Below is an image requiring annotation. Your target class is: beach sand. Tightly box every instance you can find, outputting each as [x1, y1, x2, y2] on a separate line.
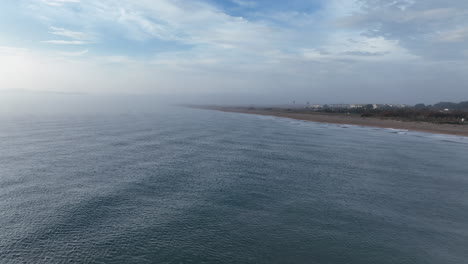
[198, 106, 468, 137]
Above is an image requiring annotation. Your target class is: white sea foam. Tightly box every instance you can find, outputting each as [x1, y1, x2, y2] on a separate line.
[423, 134, 468, 144]
[386, 128, 409, 134]
[335, 124, 468, 145]
[247, 113, 468, 145]
[387, 129, 468, 144]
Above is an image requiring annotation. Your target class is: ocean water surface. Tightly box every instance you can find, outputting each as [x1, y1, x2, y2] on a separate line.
[1, 107, 467, 263]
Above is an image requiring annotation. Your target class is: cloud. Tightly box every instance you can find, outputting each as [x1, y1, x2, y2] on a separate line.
[42, 40, 89, 45]
[436, 27, 468, 43]
[231, 0, 257, 8]
[2, 0, 468, 103]
[57, 49, 89, 56]
[42, 0, 80, 6]
[338, 0, 468, 59]
[43, 26, 94, 45]
[49, 27, 93, 40]
[27, 0, 288, 50]
[18, 0, 468, 63]
[0, 46, 30, 55]
[300, 34, 417, 62]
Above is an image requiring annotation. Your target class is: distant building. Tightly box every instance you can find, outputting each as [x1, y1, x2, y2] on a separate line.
[300, 103, 408, 110]
[350, 104, 364, 108]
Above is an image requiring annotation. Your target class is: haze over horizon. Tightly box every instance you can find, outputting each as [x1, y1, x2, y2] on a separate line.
[1, 0, 468, 105]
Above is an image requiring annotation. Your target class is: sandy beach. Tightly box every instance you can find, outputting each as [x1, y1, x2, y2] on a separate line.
[199, 106, 468, 137]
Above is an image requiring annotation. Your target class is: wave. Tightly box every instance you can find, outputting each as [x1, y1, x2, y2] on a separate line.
[386, 129, 468, 144]
[386, 128, 409, 134]
[424, 134, 468, 144]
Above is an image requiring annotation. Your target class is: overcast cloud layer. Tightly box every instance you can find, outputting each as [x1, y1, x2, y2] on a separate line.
[1, 0, 467, 104]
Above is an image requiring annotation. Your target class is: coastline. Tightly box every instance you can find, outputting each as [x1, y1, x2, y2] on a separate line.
[196, 106, 468, 137]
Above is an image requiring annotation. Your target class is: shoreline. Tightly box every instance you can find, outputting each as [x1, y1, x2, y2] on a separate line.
[196, 106, 468, 137]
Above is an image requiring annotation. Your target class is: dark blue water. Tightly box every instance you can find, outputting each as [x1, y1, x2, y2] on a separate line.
[1, 107, 467, 264]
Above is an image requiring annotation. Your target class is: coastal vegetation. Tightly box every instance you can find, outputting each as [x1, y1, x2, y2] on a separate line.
[243, 101, 468, 125]
[341, 101, 467, 124]
[318, 101, 468, 124]
[193, 103, 468, 136]
[359, 109, 467, 124]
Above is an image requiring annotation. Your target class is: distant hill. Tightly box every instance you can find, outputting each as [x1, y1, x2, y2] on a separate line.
[433, 101, 468, 111]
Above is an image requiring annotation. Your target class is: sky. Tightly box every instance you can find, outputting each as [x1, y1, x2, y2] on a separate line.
[1, 0, 468, 105]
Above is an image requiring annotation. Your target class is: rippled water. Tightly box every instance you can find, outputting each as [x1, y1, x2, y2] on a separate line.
[1, 107, 467, 264]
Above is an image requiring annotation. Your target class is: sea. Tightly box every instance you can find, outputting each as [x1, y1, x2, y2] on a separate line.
[0, 106, 467, 264]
